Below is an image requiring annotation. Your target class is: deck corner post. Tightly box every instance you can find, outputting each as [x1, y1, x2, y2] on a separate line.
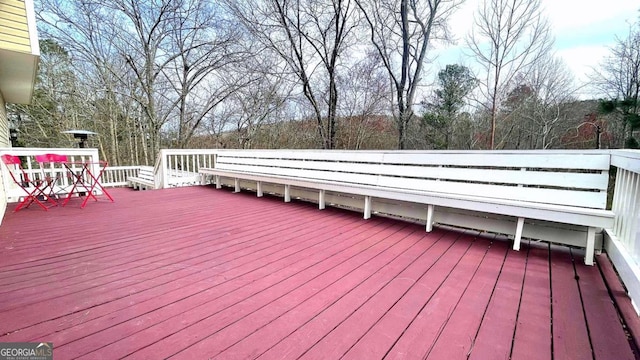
[319, 189, 326, 210]
[514, 217, 525, 251]
[215, 175, 221, 189]
[426, 204, 435, 232]
[234, 178, 240, 193]
[364, 196, 372, 219]
[257, 181, 263, 197]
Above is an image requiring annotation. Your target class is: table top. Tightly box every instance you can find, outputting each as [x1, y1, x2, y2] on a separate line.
[63, 160, 108, 166]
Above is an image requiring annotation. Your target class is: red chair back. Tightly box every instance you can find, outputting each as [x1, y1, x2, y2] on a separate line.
[1, 154, 21, 165]
[1, 154, 31, 184]
[45, 154, 68, 163]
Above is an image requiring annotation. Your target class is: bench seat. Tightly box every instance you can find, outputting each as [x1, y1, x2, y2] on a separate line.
[199, 150, 615, 265]
[201, 168, 613, 227]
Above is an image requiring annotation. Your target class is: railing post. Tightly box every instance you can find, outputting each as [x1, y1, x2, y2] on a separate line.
[0, 151, 11, 203]
[158, 150, 167, 189]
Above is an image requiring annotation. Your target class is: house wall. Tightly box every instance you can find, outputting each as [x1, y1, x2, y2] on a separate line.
[0, 93, 8, 221]
[0, 0, 31, 53]
[0, 93, 9, 148]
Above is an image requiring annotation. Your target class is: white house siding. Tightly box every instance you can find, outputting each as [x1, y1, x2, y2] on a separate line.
[0, 0, 31, 54]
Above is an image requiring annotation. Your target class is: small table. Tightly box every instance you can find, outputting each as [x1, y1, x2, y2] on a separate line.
[61, 161, 114, 208]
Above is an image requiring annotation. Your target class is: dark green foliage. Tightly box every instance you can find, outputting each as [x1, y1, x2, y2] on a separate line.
[600, 98, 640, 148]
[600, 100, 617, 113]
[628, 113, 640, 129]
[421, 64, 477, 149]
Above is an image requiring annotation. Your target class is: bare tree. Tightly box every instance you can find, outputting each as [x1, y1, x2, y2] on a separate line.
[467, 0, 552, 149]
[355, 0, 463, 149]
[522, 56, 575, 149]
[160, 2, 249, 148]
[35, 1, 136, 163]
[228, 76, 290, 149]
[494, 55, 575, 149]
[8, 40, 88, 147]
[35, 0, 248, 164]
[337, 51, 390, 149]
[592, 22, 640, 148]
[226, 0, 358, 149]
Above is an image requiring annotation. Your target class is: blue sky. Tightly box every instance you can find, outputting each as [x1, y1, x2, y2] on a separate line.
[430, 0, 638, 99]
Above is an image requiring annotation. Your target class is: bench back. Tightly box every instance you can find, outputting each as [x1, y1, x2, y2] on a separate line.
[138, 166, 155, 180]
[214, 150, 611, 209]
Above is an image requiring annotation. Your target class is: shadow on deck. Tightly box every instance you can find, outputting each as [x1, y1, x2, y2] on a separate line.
[0, 186, 636, 359]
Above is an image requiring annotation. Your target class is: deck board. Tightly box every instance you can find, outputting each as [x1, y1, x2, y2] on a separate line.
[383, 235, 490, 360]
[51, 212, 381, 358]
[128, 222, 415, 359]
[256, 229, 458, 360]
[0, 186, 635, 360]
[575, 250, 635, 360]
[510, 243, 553, 360]
[467, 241, 527, 360]
[424, 239, 508, 359]
[550, 246, 593, 360]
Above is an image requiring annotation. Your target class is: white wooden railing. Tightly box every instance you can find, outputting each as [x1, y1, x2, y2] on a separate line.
[158, 149, 216, 188]
[101, 166, 141, 187]
[0, 148, 102, 202]
[606, 150, 640, 311]
[0, 148, 145, 200]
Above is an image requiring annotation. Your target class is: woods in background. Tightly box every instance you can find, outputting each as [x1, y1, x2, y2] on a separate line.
[6, 0, 639, 165]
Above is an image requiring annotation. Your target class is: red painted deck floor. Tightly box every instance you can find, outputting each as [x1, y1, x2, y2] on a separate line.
[0, 186, 636, 359]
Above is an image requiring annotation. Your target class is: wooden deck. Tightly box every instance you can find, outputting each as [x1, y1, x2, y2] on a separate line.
[0, 186, 636, 359]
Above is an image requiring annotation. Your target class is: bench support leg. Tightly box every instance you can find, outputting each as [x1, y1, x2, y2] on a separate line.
[215, 175, 221, 189]
[513, 217, 525, 251]
[257, 181, 263, 197]
[234, 178, 240, 193]
[284, 185, 291, 202]
[364, 196, 372, 220]
[585, 227, 596, 266]
[426, 205, 434, 232]
[319, 190, 325, 210]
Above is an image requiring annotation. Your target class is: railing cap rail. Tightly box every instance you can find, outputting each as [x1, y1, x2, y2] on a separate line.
[215, 148, 614, 154]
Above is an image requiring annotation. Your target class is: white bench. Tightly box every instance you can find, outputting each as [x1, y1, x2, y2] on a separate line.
[128, 166, 156, 190]
[199, 150, 615, 265]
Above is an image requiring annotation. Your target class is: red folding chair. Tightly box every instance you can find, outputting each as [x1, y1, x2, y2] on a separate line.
[1, 154, 58, 212]
[43, 154, 104, 206]
[35, 154, 67, 201]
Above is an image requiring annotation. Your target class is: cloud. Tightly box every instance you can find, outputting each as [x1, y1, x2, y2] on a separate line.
[432, 0, 638, 98]
[556, 45, 611, 98]
[543, 0, 637, 33]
